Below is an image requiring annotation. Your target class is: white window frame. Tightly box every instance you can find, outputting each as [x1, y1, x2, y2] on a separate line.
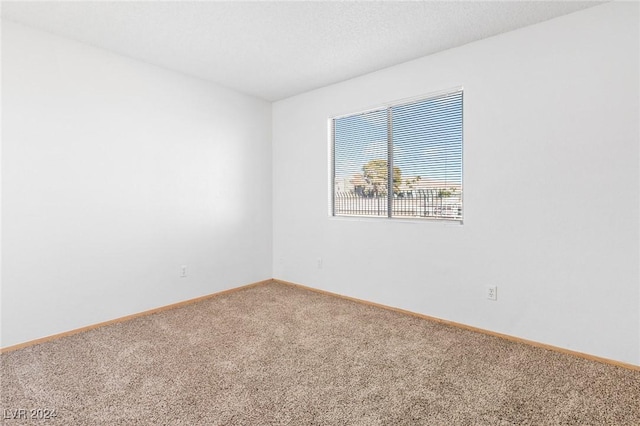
[329, 87, 464, 222]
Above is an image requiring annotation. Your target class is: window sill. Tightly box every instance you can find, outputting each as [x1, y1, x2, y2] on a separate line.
[328, 215, 464, 226]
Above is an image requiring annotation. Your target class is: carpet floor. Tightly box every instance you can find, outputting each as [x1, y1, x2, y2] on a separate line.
[1, 281, 639, 425]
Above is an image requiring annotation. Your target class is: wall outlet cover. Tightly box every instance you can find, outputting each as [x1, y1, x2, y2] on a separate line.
[487, 286, 497, 301]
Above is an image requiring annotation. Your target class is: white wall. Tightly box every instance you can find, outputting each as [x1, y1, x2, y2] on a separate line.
[273, 2, 640, 365]
[1, 21, 272, 347]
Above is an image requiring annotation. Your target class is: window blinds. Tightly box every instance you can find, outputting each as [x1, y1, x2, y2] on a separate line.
[333, 89, 463, 220]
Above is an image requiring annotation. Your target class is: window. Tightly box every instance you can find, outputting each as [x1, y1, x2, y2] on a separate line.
[331, 89, 463, 221]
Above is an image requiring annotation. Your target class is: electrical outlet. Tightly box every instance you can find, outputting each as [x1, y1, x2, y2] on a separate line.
[180, 265, 187, 278]
[317, 257, 323, 269]
[487, 286, 497, 301]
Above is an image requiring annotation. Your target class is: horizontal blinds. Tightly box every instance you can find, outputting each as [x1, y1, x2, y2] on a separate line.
[333, 109, 388, 217]
[392, 91, 462, 190]
[332, 90, 463, 220]
[391, 91, 463, 219]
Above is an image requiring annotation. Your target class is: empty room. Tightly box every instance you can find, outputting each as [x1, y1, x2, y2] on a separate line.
[1, 1, 639, 424]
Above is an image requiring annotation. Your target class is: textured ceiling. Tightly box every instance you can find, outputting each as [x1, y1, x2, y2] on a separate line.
[1, 1, 604, 101]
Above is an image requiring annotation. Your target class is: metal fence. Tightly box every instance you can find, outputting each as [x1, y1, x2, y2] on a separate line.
[334, 190, 462, 220]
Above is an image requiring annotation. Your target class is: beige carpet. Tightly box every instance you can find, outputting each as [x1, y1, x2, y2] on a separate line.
[1, 281, 639, 425]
